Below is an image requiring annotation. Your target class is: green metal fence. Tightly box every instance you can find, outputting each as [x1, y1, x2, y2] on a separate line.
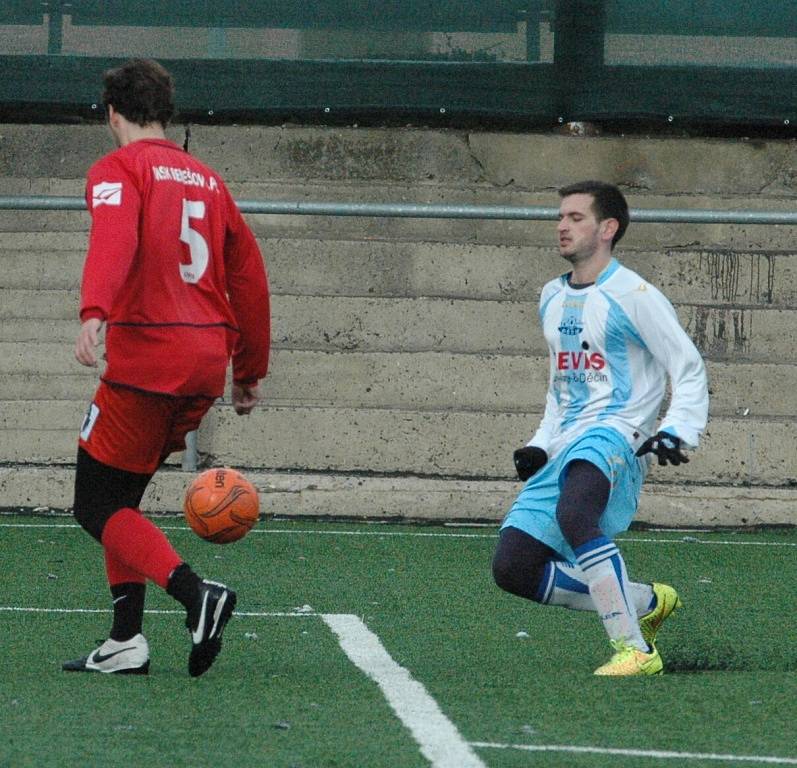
[0, 1, 794, 125]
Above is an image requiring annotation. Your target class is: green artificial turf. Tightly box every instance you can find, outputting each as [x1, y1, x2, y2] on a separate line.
[1, 517, 795, 768]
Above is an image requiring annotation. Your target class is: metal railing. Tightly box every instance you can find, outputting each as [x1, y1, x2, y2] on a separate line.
[1, 196, 796, 224]
[2, 194, 794, 472]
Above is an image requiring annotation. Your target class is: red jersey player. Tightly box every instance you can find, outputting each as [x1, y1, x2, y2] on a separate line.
[63, 59, 270, 677]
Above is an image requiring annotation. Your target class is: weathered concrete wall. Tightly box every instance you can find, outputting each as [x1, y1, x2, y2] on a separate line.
[3, 126, 794, 195]
[0, 124, 795, 525]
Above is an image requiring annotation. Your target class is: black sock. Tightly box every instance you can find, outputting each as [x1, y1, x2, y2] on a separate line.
[109, 582, 146, 641]
[166, 562, 202, 610]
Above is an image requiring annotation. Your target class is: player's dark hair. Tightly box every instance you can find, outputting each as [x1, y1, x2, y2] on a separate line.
[102, 59, 175, 128]
[558, 180, 630, 249]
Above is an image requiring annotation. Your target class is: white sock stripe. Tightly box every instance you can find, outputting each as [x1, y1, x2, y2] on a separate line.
[539, 562, 556, 604]
[576, 540, 618, 560]
[577, 544, 619, 571]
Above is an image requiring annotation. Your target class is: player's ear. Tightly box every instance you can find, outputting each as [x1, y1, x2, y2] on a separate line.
[600, 217, 619, 244]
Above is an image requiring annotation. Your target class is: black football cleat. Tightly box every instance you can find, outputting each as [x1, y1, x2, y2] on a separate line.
[62, 634, 150, 675]
[186, 580, 237, 677]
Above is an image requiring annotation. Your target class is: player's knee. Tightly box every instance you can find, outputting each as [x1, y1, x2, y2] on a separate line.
[491, 549, 515, 593]
[492, 546, 535, 599]
[492, 527, 551, 601]
[72, 447, 150, 543]
[72, 500, 106, 542]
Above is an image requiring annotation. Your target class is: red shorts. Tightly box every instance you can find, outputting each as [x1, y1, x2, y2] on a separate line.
[78, 381, 215, 474]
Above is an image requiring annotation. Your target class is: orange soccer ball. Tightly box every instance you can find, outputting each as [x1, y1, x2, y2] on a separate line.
[183, 468, 260, 544]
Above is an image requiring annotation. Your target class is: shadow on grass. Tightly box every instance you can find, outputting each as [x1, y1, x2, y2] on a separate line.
[664, 646, 797, 673]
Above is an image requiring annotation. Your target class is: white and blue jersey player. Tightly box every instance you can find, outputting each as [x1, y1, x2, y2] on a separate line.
[492, 181, 708, 676]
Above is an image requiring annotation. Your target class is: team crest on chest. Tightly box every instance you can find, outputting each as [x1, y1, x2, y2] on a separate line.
[558, 316, 583, 335]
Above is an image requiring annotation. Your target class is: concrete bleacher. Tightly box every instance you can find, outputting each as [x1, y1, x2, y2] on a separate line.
[0, 124, 794, 526]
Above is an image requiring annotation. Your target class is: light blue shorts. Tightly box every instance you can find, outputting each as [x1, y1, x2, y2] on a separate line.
[501, 426, 646, 562]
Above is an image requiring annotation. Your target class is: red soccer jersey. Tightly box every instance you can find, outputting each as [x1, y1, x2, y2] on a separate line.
[80, 138, 270, 397]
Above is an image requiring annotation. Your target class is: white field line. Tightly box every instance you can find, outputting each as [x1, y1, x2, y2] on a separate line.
[0, 521, 795, 547]
[4, 604, 482, 767]
[3, 603, 793, 766]
[0, 606, 317, 618]
[472, 741, 797, 765]
[322, 613, 486, 768]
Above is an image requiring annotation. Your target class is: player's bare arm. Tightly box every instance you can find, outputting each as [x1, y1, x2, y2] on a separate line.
[75, 317, 104, 367]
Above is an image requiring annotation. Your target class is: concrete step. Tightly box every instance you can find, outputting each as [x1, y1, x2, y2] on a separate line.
[1, 400, 793, 486]
[2, 289, 794, 361]
[0, 345, 795, 419]
[0, 372, 96, 400]
[1, 465, 795, 527]
[2, 178, 794, 251]
[2, 124, 793, 528]
[2, 241, 796, 308]
[203, 407, 795, 487]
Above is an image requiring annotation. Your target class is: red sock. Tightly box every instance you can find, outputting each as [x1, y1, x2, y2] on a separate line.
[101, 507, 182, 589]
[104, 548, 146, 587]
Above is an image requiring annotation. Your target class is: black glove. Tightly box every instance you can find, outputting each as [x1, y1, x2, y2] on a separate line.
[513, 446, 548, 481]
[635, 431, 689, 466]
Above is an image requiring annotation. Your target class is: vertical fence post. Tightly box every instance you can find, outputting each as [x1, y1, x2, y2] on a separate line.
[45, 0, 66, 54]
[182, 430, 198, 472]
[553, 0, 606, 116]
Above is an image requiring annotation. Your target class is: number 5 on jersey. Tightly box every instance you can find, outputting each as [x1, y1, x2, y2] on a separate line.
[180, 199, 209, 284]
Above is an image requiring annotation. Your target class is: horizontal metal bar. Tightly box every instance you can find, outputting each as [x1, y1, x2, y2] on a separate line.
[0, 196, 87, 211]
[246, 200, 563, 220]
[630, 208, 797, 225]
[0, 195, 794, 224]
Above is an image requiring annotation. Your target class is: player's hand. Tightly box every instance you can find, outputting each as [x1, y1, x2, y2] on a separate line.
[75, 318, 104, 367]
[513, 446, 548, 481]
[232, 382, 262, 415]
[635, 431, 689, 466]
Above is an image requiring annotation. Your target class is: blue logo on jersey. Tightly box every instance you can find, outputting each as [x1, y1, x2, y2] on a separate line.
[558, 316, 583, 335]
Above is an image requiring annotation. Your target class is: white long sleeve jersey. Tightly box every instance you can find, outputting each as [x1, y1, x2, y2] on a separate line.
[529, 258, 709, 459]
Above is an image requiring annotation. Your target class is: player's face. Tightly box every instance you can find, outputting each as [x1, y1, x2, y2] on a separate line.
[557, 194, 602, 264]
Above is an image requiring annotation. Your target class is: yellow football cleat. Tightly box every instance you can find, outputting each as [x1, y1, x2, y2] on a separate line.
[639, 582, 683, 648]
[594, 639, 663, 676]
